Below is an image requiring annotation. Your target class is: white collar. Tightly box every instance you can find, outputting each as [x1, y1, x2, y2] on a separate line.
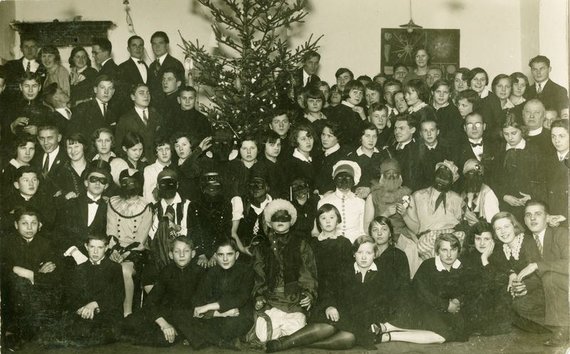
[251, 195, 272, 214]
[397, 139, 412, 149]
[9, 159, 27, 169]
[86, 191, 101, 202]
[341, 100, 356, 108]
[354, 261, 378, 274]
[468, 138, 483, 144]
[293, 148, 312, 163]
[324, 144, 340, 157]
[506, 139, 526, 150]
[317, 232, 340, 241]
[534, 228, 546, 240]
[425, 142, 438, 150]
[479, 87, 490, 98]
[557, 150, 568, 161]
[502, 99, 515, 109]
[156, 53, 168, 65]
[356, 146, 379, 156]
[92, 151, 116, 161]
[536, 79, 549, 87]
[160, 193, 182, 210]
[131, 57, 145, 65]
[528, 127, 543, 137]
[101, 58, 112, 67]
[408, 101, 427, 113]
[134, 106, 148, 118]
[435, 255, 461, 271]
[46, 146, 60, 159]
[434, 102, 449, 110]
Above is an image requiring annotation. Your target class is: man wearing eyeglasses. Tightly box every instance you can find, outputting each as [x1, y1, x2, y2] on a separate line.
[56, 161, 111, 268]
[455, 112, 498, 185]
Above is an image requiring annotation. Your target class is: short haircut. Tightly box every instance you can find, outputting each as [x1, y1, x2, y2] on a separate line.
[373, 73, 389, 82]
[491, 74, 512, 92]
[434, 233, 461, 254]
[368, 216, 395, 243]
[366, 82, 383, 95]
[170, 131, 197, 150]
[258, 129, 281, 145]
[170, 235, 193, 251]
[502, 111, 528, 136]
[92, 127, 115, 148]
[551, 118, 569, 131]
[524, 199, 550, 214]
[431, 79, 451, 92]
[466, 67, 488, 87]
[491, 211, 526, 236]
[351, 235, 378, 254]
[303, 50, 320, 62]
[92, 38, 112, 53]
[127, 35, 143, 47]
[13, 206, 41, 223]
[404, 78, 431, 103]
[86, 233, 110, 245]
[413, 47, 431, 65]
[368, 102, 388, 116]
[162, 67, 182, 82]
[93, 74, 115, 87]
[457, 89, 480, 105]
[289, 124, 315, 148]
[238, 135, 258, 149]
[360, 122, 378, 137]
[395, 113, 417, 130]
[318, 81, 330, 90]
[393, 64, 409, 74]
[19, 71, 42, 85]
[268, 107, 290, 122]
[465, 111, 485, 124]
[154, 137, 172, 154]
[151, 31, 170, 44]
[130, 82, 148, 95]
[342, 80, 365, 100]
[68, 46, 92, 68]
[20, 36, 38, 45]
[304, 87, 325, 106]
[41, 82, 61, 106]
[179, 85, 197, 96]
[335, 67, 354, 80]
[321, 120, 343, 143]
[420, 117, 439, 130]
[466, 220, 495, 247]
[357, 75, 372, 83]
[37, 125, 60, 135]
[39, 45, 61, 63]
[529, 55, 550, 68]
[121, 131, 144, 149]
[12, 134, 36, 158]
[316, 203, 342, 232]
[427, 65, 443, 75]
[65, 132, 88, 149]
[215, 238, 239, 252]
[14, 165, 39, 182]
[509, 72, 529, 88]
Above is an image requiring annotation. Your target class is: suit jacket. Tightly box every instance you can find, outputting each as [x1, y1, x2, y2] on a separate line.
[31, 146, 69, 196]
[115, 108, 162, 162]
[56, 194, 108, 255]
[536, 227, 568, 276]
[526, 128, 555, 154]
[390, 140, 422, 192]
[292, 68, 320, 89]
[118, 57, 148, 86]
[69, 99, 117, 139]
[546, 153, 569, 218]
[147, 54, 185, 97]
[98, 59, 119, 79]
[4, 58, 46, 97]
[455, 138, 498, 181]
[525, 79, 569, 114]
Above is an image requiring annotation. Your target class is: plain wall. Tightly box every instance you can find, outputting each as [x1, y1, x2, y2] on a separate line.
[2, 0, 568, 89]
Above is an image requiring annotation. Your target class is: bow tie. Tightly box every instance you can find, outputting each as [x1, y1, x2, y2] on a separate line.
[138, 60, 144, 65]
[87, 198, 101, 204]
[470, 142, 483, 148]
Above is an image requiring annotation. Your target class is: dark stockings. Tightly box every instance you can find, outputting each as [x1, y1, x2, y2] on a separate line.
[266, 323, 341, 352]
[307, 330, 356, 349]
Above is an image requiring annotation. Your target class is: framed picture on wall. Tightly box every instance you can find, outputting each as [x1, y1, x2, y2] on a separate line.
[381, 28, 460, 80]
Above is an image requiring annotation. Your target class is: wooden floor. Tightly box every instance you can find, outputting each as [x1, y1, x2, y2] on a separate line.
[12, 328, 569, 354]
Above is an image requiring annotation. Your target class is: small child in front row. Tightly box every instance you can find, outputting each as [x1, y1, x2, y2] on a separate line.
[1, 207, 60, 350]
[45, 233, 124, 347]
[122, 236, 204, 346]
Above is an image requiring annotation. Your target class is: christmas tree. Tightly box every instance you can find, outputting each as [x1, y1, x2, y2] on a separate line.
[180, 0, 322, 136]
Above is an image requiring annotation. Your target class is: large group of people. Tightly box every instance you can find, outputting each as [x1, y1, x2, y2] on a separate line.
[0, 30, 568, 352]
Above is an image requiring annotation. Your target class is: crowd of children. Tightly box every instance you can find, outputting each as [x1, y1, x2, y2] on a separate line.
[0, 32, 568, 351]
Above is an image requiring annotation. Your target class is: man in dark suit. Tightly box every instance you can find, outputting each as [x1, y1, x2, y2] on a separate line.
[148, 31, 185, 99]
[454, 112, 498, 186]
[32, 125, 68, 196]
[390, 115, 421, 192]
[117, 35, 148, 117]
[522, 99, 555, 153]
[525, 55, 569, 118]
[69, 75, 117, 139]
[416, 118, 453, 189]
[56, 163, 110, 268]
[293, 50, 321, 89]
[92, 38, 118, 79]
[4, 36, 45, 100]
[517, 200, 569, 347]
[115, 83, 162, 162]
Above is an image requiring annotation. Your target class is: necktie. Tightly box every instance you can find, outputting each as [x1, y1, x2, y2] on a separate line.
[434, 191, 447, 214]
[396, 143, 403, 150]
[65, 108, 72, 120]
[165, 204, 175, 223]
[42, 153, 50, 176]
[102, 103, 107, 117]
[536, 83, 542, 94]
[533, 234, 543, 256]
[26, 60, 31, 73]
[154, 59, 161, 77]
[142, 109, 148, 124]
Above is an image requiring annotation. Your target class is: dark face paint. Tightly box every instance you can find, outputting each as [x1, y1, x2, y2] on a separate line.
[334, 172, 354, 190]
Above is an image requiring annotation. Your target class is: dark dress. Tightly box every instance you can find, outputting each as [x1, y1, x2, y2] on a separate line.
[392, 258, 468, 342]
[460, 248, 512, 335]
[435, 104, 464, 147]
[70, 67, 98, 107]
[174, 261, 254, 349]
[313, 145, 349, 195]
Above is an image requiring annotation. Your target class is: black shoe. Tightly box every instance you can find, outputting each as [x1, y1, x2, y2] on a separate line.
[266, 338, 284, 353]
